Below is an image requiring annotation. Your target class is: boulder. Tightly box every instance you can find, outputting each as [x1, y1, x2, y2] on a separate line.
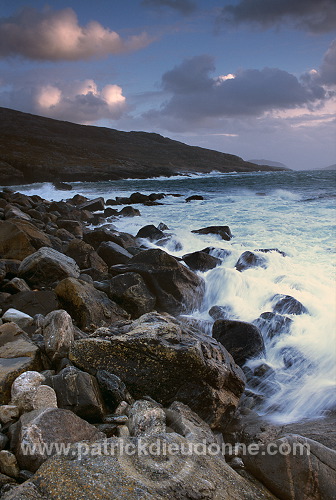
[186, 195, 204, 202]
[70, 312, 245, 431]
[129, 192, 150, 204]
[243, 434, 336, 500]
[42, 310, 74, 362]
[4, 205, 31, 221]
[11, 371, 46, 412]
[83, 227, 136, 250]
[136, 224, 165, 242]
[56, 220, 83, 238]
[32, 385, 58, 411]
[128, 399, 166, 437]
[65, 239, 108, 273]
[97, 241, 133, 266]
[272, 294, 308, 315]
[212, 319, 265, 366]
[53, 181, 72, 191]
[18, 247, 80, 288]
[78, 197, 105, 212]
[1, 291, 59, 317]
[192, 225, 232, 241]
[235, 251, 268, 272]
[165, 401, 216, 445]
[209, 305, 235, 320]
[96, 370, 133, 410]
[55, 278, 129, 331]
[118, 206, 141, 217]
[47, 366, 105, 422]
[3, 433, 277, 500]
[1, 278, 30, 294]
[10, 408, 104, 472]
[108, 272, 156, 318]
[182, 251, 221, 272]
[110, 249, 205, 315]
[0, 323, 43, 404]
[0, 220, 51, 260]
[2, 309, 34, 330]
[253, 312, 293, 339]
[0, 450, 20, 479]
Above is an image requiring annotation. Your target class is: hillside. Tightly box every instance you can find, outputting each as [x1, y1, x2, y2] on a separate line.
[248, 159, 289, 169]
[322, 164, 336, 170]
[0, 107, 288, 185]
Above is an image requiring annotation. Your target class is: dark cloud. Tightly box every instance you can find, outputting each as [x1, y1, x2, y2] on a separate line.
[218, 0, 336, 34]
[141, 0, 197, 15]
[0, 7, 151, 61]
[319, 40, 336, 85]
[146, 55, 326, 126]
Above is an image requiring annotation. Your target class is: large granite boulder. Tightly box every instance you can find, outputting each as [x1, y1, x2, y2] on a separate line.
[110, 249, 205, 315]
[108, 272, 156, 318]
[55, 278, 129, 331]
[65, 239, 108, 273]
[243, 434, 336, 500]
[9, 408, 104, 472]
[0, 323, 43, 404]
[0, 220, 51, 260]
[18, 247, 80, 288]
[212, 319, 265, 366]
[42, 310, 75, 362]
[70, 312, 245, 430]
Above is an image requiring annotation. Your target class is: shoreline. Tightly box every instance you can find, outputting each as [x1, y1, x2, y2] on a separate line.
[0, 187, 334, 499]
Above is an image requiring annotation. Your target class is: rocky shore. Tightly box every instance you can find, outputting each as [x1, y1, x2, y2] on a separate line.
[0, 188, 334, 499]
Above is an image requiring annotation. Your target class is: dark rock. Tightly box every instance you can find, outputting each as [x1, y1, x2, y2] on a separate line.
[78, 197, 105, 212]
[136, 224, 165, 242]
[281, 346, 311, 370]
[110, 249, 205, 315]
[212, 319, 265, 366]
[1, 291, 59, 317]
[209, 304, 235, 320]
[108, 272, 156, 318]
[202, 246, 231, 260]
[192, 225, 232, 241]
[56, 220, 83, 238]
[253, 312, 293, 339]
[18, 247, 80, 288]
[65, 239, 108, 273]
[0, 220, 51, 260]
[272, 294, 309, 315]
[83, 227, 128, 249]
[55, 228, 76, 242]
[55, 277, 129, 331]
[182, 251, 221, 272]
[255, 248, 287, 257]
[96, 370, 133, 410]
[149, 193, 165, 201]
[68, 194, 88, 206]
[1, 278, 30, 294]
[157, 222, 169, 231]
[10, 408, 104, 472]
[129, 192, 149, 204]
[4, 205, 31, 221]
[70, 312, 245, 430]
[97, 241, 132, 266]
[47, 366, 105, 422]
[0, 260, 21, 280]
[118, 206, 141, 217]
[103, 207, 118, 217]
[186, 195, 204, 202]
[235, 251, 268, 272]
[52, 181, 72, 191]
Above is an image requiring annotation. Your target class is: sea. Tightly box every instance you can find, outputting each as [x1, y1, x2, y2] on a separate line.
[11, 169, 336, 424]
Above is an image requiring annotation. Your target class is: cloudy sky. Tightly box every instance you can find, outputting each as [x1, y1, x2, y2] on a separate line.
[1, 0, 335, 169]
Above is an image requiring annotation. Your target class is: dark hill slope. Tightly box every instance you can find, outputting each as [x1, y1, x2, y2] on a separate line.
[0, 107, 287, 185]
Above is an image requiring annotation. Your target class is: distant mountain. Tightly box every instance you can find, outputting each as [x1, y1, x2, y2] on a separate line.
[248, 159, 290, 169]
[0, 107, 288, 185]
[322, 164, 336, 170]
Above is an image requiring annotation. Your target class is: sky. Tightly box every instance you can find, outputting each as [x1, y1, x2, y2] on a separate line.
[0, 0, 335, 170]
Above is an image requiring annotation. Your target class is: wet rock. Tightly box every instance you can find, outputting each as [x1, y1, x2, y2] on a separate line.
[65, 239, 108, 274]
[55, 278, 129, 331]
[281, 346, 311, 370]
[42, 310, 74, 362]
[104, 207, 118, 217]
[78, 197, 105, 212]
[1, 291, 59, 317]
[11, 371, 46, 412]
[52, 181, 72, 191]
[182, 250, 221, 272]
[272, 294, 308, 315]
[68, 194, 88, 206]
[136, 224, 165, 242]
[243, 434, 336, 500]
[185, 195, 204, 202]
[70, 312, 245, 431]
[235, 251, 268, 272]
[2, 309, 34, 330]
[128, 399, 166, 437]
[253, 311, 293, 339]
[118, 206, 141, 217]
[255, 248, 287, 257]
[192, 225, 232, 241]
[10, 408, 105, 472]
[96, 370, 133, 411]
[18, 247, 80, 288]
[0, 451, 20, 479]
[129, 192, 149, 204]
[1, 278, 30, 294]
[97, 241, 133, 266]
[108, 272, 156, 318]
[0, 220, 51, 260]
[209, 305, 235, 320]
[212, 319, 265, 366]
[47, 366, 105, 422]
[110, 249, 205, 315]
[202, 246, 231, 260]
[0, 323, 43, 404]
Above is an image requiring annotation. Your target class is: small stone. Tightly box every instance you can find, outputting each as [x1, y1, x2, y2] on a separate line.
[114, 401, 130, 416]
[32, 385, 58, 410]
[0, 405, 19, 425]
[229, 457, 245, 470]
[0, 450, 20, 479]
[2, 309, 33, 330]
[116, 425, 130, 437]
